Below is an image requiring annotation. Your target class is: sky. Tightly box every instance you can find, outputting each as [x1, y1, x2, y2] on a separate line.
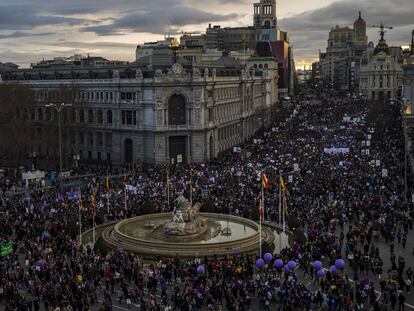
[0, 0, 413, 69]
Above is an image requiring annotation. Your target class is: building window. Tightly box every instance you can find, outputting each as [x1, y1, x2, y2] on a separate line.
[88, 109, 94, 123]
[97, 109, 103, 124]
[107, 153, 111, 161]
[38, 108, 43, 121]
[79, 110, 85, 123]
[97, 152, 101, 161]
[88, 133, 93, 146]
[79, 132, 84, 145]
[168, 94, 186, 126]
[107, 110, 113, 124]
[97, 132, 103, 146]
[105, 133, 112, 147]
[88, 151, 92, 160]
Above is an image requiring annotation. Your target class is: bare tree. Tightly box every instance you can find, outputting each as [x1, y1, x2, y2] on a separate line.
[0, 83, 36, 167]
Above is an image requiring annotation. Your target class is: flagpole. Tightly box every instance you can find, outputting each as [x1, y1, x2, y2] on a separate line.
[79, 190, 82, 247]
[189, 167, 193, 204]
[260, 173, 264, 257]
[279, 176, 282, 225]
[124, 172, 127, 218]
[282, 195, 286, 234]
[93, 212, 96, 244]
[167, 168, 170, 210]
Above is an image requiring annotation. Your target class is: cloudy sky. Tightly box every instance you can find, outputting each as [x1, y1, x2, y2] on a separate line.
[0, 0, 412, 68]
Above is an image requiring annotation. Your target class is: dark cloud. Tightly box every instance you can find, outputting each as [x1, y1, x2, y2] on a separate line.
[0, 31, 54, 40]
[0, 5, 89, 30]
[81, 6, 239, 35]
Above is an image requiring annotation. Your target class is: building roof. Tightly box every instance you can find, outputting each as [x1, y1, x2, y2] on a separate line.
[373, 34, 391, 56]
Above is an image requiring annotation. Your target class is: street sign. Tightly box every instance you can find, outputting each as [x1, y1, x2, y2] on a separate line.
[177, 154, 182, 163]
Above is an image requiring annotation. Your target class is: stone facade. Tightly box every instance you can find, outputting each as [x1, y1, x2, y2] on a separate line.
[360, 33, 402, 101]
[1, 58, 277, 167]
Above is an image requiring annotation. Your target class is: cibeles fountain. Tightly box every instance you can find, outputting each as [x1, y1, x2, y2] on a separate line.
[99, 195, 286, 258]
[164, 195, 207, 236]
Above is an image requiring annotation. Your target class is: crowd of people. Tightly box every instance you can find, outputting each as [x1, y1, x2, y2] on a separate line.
[0, 85, 413, 310]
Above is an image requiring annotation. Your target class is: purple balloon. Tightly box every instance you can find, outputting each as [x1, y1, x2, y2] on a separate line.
[274, 259, 284, 269]
[335, 259, 345, 269]
[256, 258, 265, 268]
[288, 260, 297, 270]
[329, 265, 337, 273]
[283, 265, 291, 273]
[312, 261, 322, 270]
[263, 253, 273, 262]
[197, 265, 205, 274]
[317, 269, 326, 278]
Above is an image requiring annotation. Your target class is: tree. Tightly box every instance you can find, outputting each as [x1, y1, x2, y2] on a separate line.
[0, 83, 36, 167]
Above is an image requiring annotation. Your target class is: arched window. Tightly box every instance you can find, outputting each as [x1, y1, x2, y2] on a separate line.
[168, 94, 186, 125]
[263, 20, 271, 29]
[97, 109, 103, 124]
[107, 110, 113, 124]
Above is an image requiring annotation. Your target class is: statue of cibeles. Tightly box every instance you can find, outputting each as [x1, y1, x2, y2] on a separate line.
[164, 195, 207, 236]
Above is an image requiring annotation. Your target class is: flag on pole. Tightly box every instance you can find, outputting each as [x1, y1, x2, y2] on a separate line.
[91, 194, 96, 216]
[106, 176, 109, 192]
[0, 241, 13, 257]
[280, 175, 286, 192]
[261, 173, 269, 189]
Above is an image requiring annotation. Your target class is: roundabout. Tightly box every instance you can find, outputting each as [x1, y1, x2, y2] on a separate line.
[93, 195, 282, 258]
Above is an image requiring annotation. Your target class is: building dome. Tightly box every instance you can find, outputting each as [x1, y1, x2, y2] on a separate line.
[373, 33, 391, 55]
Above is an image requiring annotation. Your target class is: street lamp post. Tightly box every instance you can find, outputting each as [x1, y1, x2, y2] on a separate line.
[46, 103, 73, 193]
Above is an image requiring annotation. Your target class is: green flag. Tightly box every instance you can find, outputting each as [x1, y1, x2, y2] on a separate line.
[1, 241, 13, 256]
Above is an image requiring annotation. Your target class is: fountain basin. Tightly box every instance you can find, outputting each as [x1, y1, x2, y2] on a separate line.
[102, 213, 275, 258]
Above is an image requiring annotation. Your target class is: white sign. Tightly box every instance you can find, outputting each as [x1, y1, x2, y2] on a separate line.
[382, 169, 388, 177]
[368, 134, 372, 139]
[375, 160, 381, 167]
[22, 170, 45, 181]
[365, 149, 370, 155]
[293, 163, 299, 172]
[177, 154, 183, 163]
[288, 175, 293, 183]
[366, 141, 371, 146]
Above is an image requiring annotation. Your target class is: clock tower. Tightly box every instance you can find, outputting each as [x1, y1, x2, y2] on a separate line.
[253, 0, 278, 42]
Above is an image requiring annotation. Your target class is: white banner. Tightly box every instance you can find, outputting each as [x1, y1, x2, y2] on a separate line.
[324, 147, 350, 155]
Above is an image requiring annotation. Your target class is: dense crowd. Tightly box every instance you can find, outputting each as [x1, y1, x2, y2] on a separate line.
[0, 86, 413, 311]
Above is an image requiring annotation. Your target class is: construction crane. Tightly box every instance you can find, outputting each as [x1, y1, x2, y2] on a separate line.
[180, 31, 202, 36]
[368, 22, 393, 40]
